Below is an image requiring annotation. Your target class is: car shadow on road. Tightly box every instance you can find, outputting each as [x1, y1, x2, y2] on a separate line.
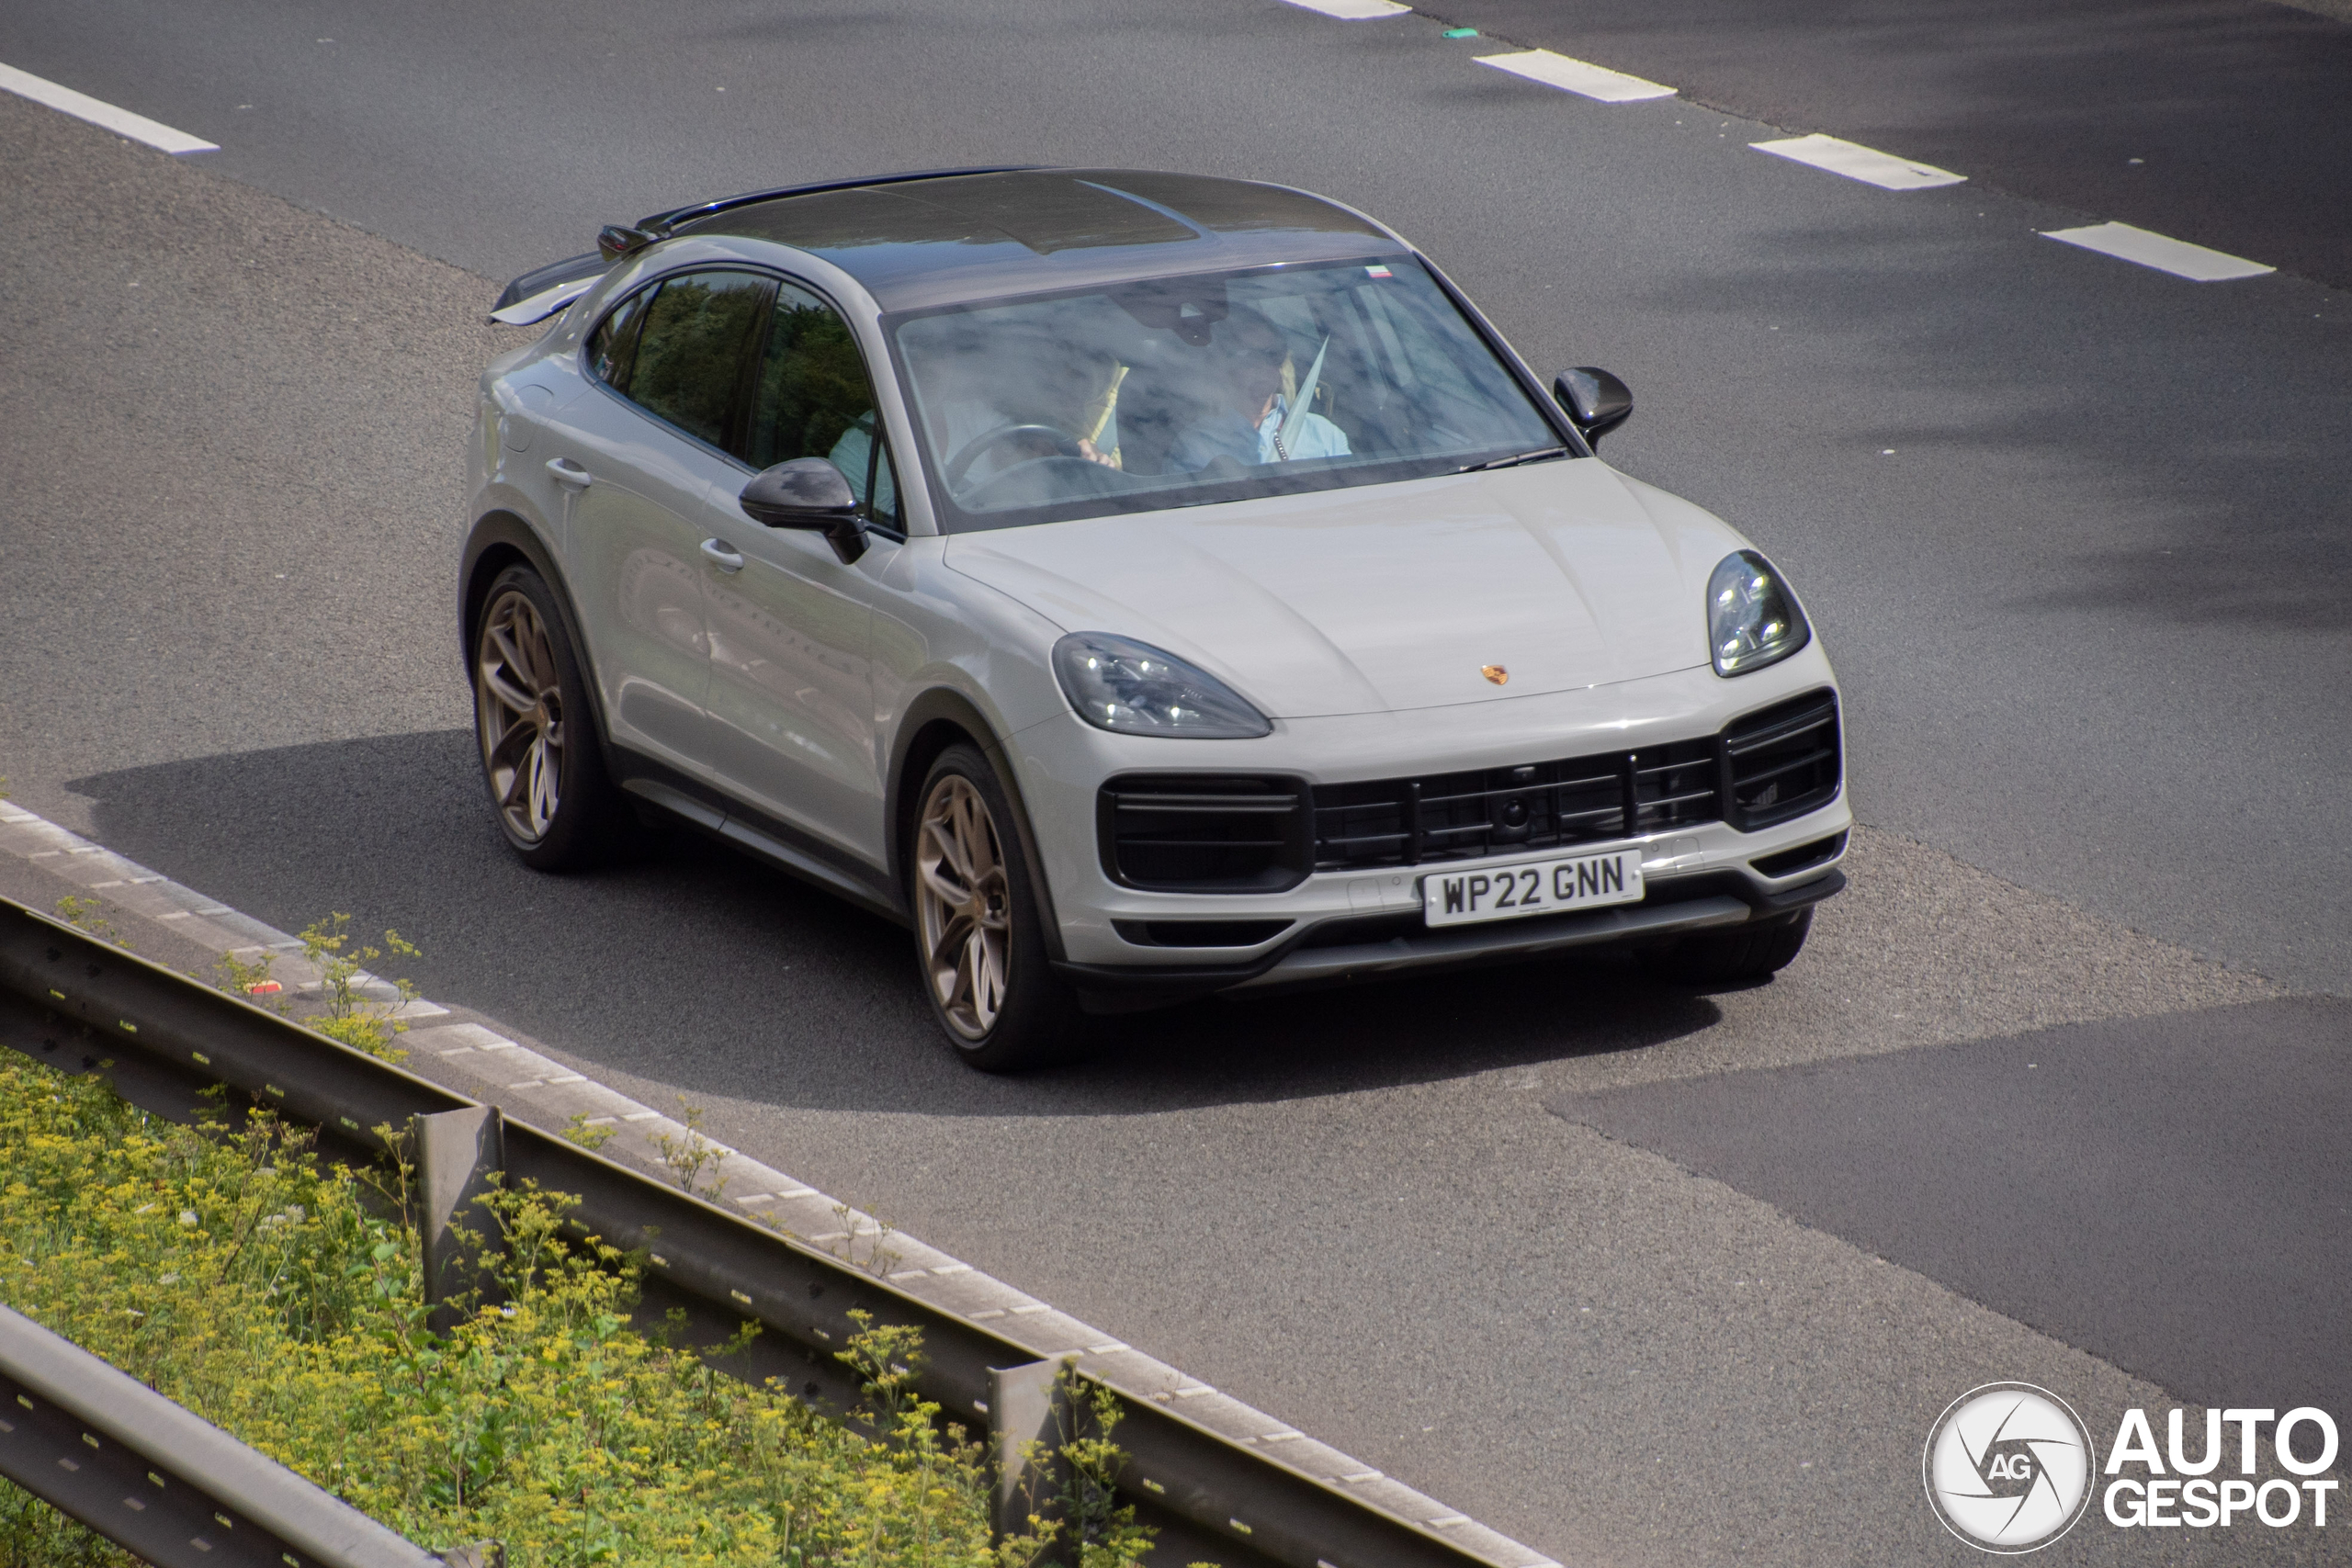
[67, 730, 1728, 1117]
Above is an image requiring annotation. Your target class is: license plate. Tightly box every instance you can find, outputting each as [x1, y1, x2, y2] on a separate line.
[1422, 849, 1644, 928]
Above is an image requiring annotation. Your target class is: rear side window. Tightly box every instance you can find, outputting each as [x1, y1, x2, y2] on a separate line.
[605, 270, 773, 449]
[587, 288, 650, 387]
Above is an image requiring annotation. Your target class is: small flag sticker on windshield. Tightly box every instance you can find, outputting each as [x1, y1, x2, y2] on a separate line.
[1365, 265, 1393, 277]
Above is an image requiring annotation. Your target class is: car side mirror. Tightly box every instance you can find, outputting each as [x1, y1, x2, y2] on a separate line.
[740, 458, 867, 564]
[1554, 367, 1633, 448]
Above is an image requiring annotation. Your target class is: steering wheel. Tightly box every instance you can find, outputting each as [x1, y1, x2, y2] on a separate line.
[944, 423, 1084, 488]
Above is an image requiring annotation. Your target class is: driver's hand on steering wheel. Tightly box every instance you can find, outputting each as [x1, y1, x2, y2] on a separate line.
[1074, 437, 1118, 468]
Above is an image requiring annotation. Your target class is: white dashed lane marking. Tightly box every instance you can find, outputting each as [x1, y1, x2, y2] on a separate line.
[0, 62, 217, 153]
[1476, 48, 1676, 104]
[1278, 0, 1409, 17]
[1751, 133, 1965, 191]
[1272, 2, 2282, 289]
[2040, 221, 2275, 282]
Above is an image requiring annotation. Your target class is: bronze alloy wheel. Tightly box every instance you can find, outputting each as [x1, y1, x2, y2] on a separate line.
[475, 587, 566, 844]
[915, 772, 1011, 1040]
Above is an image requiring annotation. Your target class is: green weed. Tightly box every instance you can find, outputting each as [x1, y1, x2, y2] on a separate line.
[0, 1054, 1126, 1567]
[296, 913, 419, 1062]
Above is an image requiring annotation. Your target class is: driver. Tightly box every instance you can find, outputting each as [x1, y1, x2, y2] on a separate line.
[1168, 310, 1350, 472]
[944, 345, 1125, 487]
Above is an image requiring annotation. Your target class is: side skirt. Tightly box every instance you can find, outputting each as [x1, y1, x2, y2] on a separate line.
[615, 760, 909, 928]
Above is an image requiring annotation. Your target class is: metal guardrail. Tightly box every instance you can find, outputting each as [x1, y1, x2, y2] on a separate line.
[0, 1301, 444, 1568]
[0, 895, 1519, 1568]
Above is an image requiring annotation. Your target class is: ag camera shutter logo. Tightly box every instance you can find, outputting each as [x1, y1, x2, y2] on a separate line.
[1924, 1382, 2097, 1552]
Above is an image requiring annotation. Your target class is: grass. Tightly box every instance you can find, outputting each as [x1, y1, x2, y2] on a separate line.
[0, 1051, 1155, 1567]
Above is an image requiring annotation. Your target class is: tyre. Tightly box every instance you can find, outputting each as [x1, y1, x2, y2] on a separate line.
[909, 743, 1081, 1072]
[1645, 907, 1814, 985]
[470, 564, 628, 870]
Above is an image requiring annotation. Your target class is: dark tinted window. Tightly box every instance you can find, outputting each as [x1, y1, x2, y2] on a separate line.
[587, 288, 650, 388]
[746, 282, 899, 524]
[748, 283, 879, 472]
[624, 270, 772, 448]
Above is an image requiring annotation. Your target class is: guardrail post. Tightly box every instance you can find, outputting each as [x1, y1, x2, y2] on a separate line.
[411, 1105, 506, 1336]
[989, 1356, 1074, 1550]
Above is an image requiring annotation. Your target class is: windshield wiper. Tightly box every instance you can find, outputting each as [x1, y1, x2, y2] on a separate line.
[1458, 446, 1570, 473]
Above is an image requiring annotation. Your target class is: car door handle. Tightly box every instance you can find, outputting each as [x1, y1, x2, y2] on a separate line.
[545, 457, 593, 489]
[700, 538, 745, 574]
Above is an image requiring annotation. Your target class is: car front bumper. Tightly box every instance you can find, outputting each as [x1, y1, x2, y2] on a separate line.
[1002, 648, 1852, 1008]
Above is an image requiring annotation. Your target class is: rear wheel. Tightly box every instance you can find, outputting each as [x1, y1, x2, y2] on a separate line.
[910, 744, 1080, 1072]
[1645, 908, 1814, 985]
[472, 565, 626, 869]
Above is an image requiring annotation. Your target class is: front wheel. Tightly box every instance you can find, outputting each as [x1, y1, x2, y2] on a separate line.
[471, 565, 626, 869]
[1644, 908, 1814, 985]
[910, 745, 1080, 1072]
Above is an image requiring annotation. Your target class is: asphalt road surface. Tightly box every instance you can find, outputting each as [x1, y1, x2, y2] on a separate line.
[1424, 0, 2352, 289]
[3, 1, 2349, 1562]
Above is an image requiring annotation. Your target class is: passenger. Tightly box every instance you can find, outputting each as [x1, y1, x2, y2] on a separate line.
[1168, 310, 1350, 472]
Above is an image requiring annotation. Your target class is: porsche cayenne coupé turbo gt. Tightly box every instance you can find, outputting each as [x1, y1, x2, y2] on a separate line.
[464, 167, 1849, 1070]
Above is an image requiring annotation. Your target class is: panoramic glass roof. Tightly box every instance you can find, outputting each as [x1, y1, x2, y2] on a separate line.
[679, 169, 1405, 310]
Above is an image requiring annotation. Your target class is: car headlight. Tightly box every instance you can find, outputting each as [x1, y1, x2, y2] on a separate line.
[1051, 632, 1272, 738]
[1709, 550, 1811, 675]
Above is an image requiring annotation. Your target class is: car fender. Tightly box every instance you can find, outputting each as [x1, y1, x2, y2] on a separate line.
[886, 684, 1069, 964]
[458, 509, 620, 765]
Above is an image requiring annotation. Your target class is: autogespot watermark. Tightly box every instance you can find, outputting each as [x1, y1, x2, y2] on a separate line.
[1925, 1385, 2341, 1551]
[2103, 1405, 2338, 1532]
[1924, 1383, 2097, 1551]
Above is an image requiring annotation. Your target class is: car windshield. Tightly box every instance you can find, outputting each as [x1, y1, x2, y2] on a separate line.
[888, 258, 1566, 532]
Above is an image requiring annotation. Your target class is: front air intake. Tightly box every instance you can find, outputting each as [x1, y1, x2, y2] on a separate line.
[1098, 776, 1310, 893]
[1722, 692, 1842, 830]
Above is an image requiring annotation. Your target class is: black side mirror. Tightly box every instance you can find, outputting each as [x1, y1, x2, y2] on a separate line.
[1554, 367, 1634, 448]
[740, 458, 866, 564]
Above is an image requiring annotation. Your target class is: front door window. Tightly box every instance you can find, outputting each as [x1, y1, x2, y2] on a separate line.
[749, 282, 897, 517]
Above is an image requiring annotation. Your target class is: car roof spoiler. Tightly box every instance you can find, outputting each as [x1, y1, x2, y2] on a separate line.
[488, 164, 1050, 324]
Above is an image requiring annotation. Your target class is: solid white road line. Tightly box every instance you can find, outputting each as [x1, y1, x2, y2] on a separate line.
[2039, 221, 2275, 282]
[1279, 0, 1409, 17]
[1750, 133, 1964, 191]
[0, 62, 217, 153]
[1476, 48, 1676, 104]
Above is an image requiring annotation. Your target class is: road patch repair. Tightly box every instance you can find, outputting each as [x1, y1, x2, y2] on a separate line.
[0, 800, 1563, 1568]
[1295, 4, 2294, 283]
[1547, 999, 2352, 1427]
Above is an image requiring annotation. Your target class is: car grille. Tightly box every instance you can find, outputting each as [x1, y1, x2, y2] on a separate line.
[1310, 690, 1840, 874]
[1310, 739, 1719, 873]
[1097, 692, 1840, 888]
[1097, 776, 1309, 892]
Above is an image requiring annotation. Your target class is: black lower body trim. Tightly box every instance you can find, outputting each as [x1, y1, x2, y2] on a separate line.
[1054, 866, 1847, 1012]
[614, 751, 908, 926]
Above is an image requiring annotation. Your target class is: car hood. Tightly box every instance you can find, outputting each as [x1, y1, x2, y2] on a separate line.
[943, 459, 1726, 718]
